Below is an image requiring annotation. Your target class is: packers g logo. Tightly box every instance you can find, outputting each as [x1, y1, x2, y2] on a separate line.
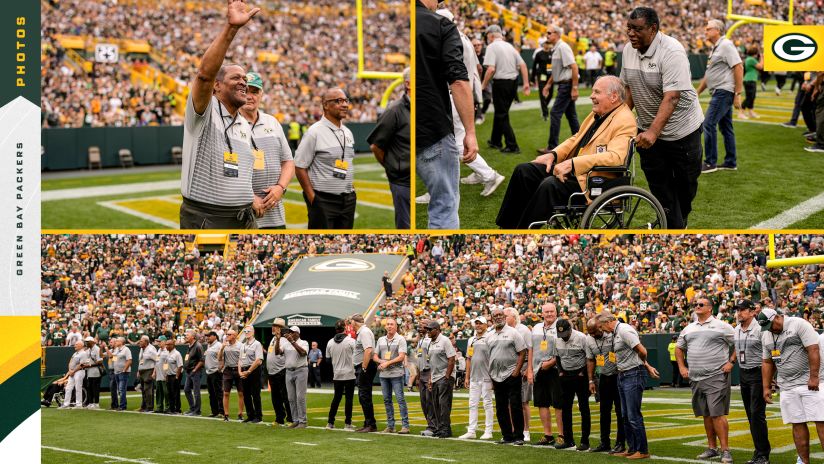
[309, 258, 375, 272]
[772, 33, 818, 62]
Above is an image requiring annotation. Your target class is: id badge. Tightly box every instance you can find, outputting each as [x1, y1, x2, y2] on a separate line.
[335, 159, 349, 170]
[418, 348, 423, 356]
[224, 151, 239, 177]
[109, 358, 114, 367]
[739, 351, 746, 365]
[771, 349, 781, 361]
[163, 363, 169, 371]
[268, 346, 274, 353]
[253, 149, 265, 171]
[332, 167, 347, 179]
[384, 351, 391, 360]
[467, 346, 474, 357]
[540, 340, 548, 351]
[608, 352, 617, 363]
[184, 354, 189, 362]
[596, 355, 605, 367]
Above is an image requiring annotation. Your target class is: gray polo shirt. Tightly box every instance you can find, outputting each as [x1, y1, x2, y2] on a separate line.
[705, 37, 741, 93]
[734, 319, 762, 370]
[428, 334, 456, 383]
[677, 316, 734, 381]
[221, 341, 241, 368]
[613, 322, 644, 372]
[586, 333, 618, 376]
[205, 340, 222, 375]
[416, 336, 432, 373]
[164, 349, 183, 377]
[514, 323, 532, 351]
[326, 335, 356, 381]
[761, 317, 821, 390]
[556, 330, 588, 372]
[467, 332, 491, 382]
[620, 32, 704, 141]
[249, 110, 293, 227]
[376, 334, 408, 378]
[487, 324, 528, 383]
[483, 39, 524, 81]
[283, 338, 309, 370]
[266, 336, 287, 375]
[240, 339, 264, 369]
[69, 349, 90, 372]
[181, 95, 255, 206]
[155, 348, 168, 379]
[551, 40, 576, 82]
[111, 346, 132, 375]
[294, 117, 355, 195]
[353, 325, 375, 366]
[138, 344, 158, 371]
[86, 345, 101, 378]
[530, 322, 558, 373]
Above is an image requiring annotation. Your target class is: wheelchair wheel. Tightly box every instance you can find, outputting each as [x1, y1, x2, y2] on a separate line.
[580, 185, 667, 229]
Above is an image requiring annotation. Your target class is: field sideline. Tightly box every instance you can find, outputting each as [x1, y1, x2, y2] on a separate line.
[42, 386, 822, 463]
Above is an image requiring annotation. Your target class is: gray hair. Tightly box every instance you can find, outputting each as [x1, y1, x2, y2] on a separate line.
[596, 75, 626, 102]
[707, 19, 725, 34]
[594, 312, 616, 324]
[140, 335, 150, 343]
[402, 67, 410, 83]
[549, 25, 564, 36]
[216, 63, 244, 82]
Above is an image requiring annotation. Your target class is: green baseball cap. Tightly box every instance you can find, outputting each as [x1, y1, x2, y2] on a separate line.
[246, 72, 263, 90]
[756, 307, 779, 331]
[157, 335, 168, 341]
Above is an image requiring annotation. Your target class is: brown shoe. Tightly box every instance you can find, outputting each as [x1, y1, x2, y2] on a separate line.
[382, 427, 395, 433]
[356, 426, 378, 433]
[627, 452, 650, 459]
[398, 427, 410, 434]
[613, 451, 632, 457]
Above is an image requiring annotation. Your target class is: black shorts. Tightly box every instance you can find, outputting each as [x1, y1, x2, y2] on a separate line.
[533, 368, 563, 409]
[222, 369, 243, 393]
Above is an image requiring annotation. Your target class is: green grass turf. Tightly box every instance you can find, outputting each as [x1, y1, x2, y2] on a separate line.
[790, 209, 824, 229]
[415, 101, 824, 230]
[41, 157, 396, 230]
[41, 387, 819, 463]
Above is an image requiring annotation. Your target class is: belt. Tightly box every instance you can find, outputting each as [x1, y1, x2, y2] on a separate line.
[618, 365, 645, 374]
[315, 190, 355, 198]
[556, 80, 571, 84]
[287, 366, 307, 371]
[182, 196, 254, 220]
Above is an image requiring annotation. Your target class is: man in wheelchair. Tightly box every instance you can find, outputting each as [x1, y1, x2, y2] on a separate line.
[496, 75, 636, 229]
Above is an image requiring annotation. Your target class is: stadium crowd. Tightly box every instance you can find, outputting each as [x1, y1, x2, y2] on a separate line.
[41, 0, 408, 128]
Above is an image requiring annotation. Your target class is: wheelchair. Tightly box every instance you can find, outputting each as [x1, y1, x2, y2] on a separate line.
[528, 139, 667, 229]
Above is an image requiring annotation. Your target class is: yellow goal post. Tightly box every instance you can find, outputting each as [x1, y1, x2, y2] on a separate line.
[356, 0, 405, 108]
[725, 0, 794, 39]
[766, 233, 824, 269]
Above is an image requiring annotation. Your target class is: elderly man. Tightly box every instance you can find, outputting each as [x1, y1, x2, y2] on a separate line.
[496, 75, 636, 229]
[204, 331, 224, 418]
[540, 25, 581, 152]
[482, 24, 530, 153]
[137, 335, 157, 412]
[734, 300, 770, 464]
[759, 308, 824, 464]
[219, 329, 244, 421]
[83, 336, 102, 409]
[414, 320, 437, 436]
[696, 19, 743, 173]
[555, 319, 592, 450]
[183, 330, 204, 416]
[488, 307, 528, 445]
[527, 303, 562, 446]
[179, 0, 261, 229]
[427, 320, 457, 438]
[352, 314, 378, 432]
[676, 297, 736, 463]
[506, 307, 534, 442]
[373, 318, 410, 434]
[586, 318, 625, 454]
[267, 318, 292, 425]
[153, 336, 169, 413]
[294, 88, 357, 229]
[283, 326, 309, 428]
[239, 325, 264, 423]
[110, 337, 132, 411]
[60, 341, 89, 408]
[164, 339, 184, 414]
[459, 316, 494, 440]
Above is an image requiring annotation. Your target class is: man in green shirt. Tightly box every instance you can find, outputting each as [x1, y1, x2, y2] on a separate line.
[740, 46, 762, 119]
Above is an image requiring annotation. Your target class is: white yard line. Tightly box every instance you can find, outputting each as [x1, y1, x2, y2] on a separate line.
[177, 450, 199, 455]
[292, 442, 318, 446]
[42, 180, 180, 201]
[236, 446, 262, 450]
[346, 438, 372, 442]
[420, 457, 457, 462]
[96, 200, 179, 228]
[751, 191, 824, 229]
[41, 446, 155, 464]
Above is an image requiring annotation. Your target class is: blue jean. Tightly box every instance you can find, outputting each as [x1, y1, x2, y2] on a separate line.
[417, 134, 460, 229]
[116, 372, 129, 410]
[389, 182, 410, 229]
[547, 82, 580, 149]
[703, 89, 736, 167]
[380, 376, 409, 429]
[184, 370, 202, 414]
[618, 367, 648, 453]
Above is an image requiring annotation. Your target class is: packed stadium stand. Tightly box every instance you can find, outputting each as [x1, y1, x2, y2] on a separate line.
[41, 0, 408, 128]
[41, 234, 823, 347]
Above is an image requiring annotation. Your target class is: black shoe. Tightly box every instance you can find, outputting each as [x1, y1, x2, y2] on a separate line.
[590, 442, 611, 452]
[242, 418, 253, 423]
[209, 413, 218, 418]
[250, 418, 261, 424]
[513, 440, 524, 446]
[555, 441, 576, 450]
[501, 146, 521, 154]
[486, 140, 503, 150]
[223, 415, 229, 422]
[238, 414, 244, 421]
[609, 443, 627, 455]
[718, 163, 737, 171]
[537, 435, 556, 446]
[576, 443, 590, 451]
[496, 439, 514, 445]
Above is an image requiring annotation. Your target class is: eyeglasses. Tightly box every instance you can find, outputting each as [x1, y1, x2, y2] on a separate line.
[324, 98, 350, 105]
[693, 302, 708, 307]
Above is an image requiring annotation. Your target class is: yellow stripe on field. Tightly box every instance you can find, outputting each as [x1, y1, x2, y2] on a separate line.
[113, 198, 182, 223]
[356, 190, 394, 206]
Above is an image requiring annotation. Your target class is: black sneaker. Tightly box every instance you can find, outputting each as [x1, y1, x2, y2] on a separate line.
[609, 444, 627, 455]
[501, 146, 521, 154]
[513, 440, 524, 446]
[537, 435, 556, 446]
[590, 442, 611, 452]
[780, 122, 796, 128]
[576, 443, 590, 451]
[486, 140, 503, 150]
[718, 164, 737, 171]
[701, 163, 718, 173]
[555, 441, 576, 450]
[496, 439, 514, 445]
[804, 145, 824, 153]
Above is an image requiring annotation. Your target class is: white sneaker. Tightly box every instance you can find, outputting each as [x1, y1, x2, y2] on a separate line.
[737, 112, 749, 119]
[775, 87, 781, 95]
[415, 193, 430, 204]
[480, 172, 505, 197]
[523, 431, 531, 442]
[344, 424, 356, 432]
[461, 172, 483, 185]
[458, 432, 476, 439]
[480, 432, 493, 440]
[796, 455, 803, 464]
[750, 111, 760, 119]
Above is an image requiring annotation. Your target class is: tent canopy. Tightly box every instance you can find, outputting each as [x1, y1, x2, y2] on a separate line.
[252, 254, 406, 328]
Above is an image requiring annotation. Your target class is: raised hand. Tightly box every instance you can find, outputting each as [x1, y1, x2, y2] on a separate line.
[227, 0, 261, 28]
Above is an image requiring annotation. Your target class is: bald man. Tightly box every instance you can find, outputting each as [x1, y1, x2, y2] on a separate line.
[295, 88, 357, 229]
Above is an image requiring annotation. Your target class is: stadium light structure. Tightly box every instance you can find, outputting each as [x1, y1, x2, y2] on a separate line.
[766, 233, 824, 269]
[725, 0, 794, 39]
[356, 0, 404, 108]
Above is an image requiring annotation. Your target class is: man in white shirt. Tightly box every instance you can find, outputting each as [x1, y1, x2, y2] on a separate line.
[459, 317, 494, 439]
[283, 326, 309, 428]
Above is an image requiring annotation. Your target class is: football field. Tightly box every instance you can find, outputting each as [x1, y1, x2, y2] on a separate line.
[42, 155, 396, 229]
[41, 386, 822, 463]
[416, 82, 824, 230]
